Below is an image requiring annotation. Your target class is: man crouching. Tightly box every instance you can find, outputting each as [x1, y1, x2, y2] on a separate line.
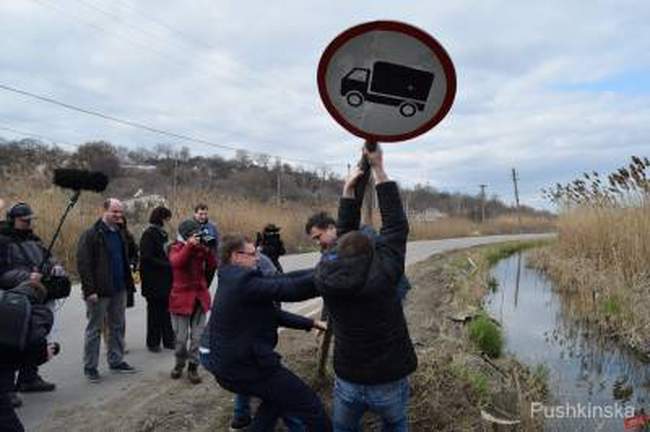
[202, 234, 331, 431]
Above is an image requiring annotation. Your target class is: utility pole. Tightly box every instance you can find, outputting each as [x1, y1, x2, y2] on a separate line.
[171, 154, 178, 211]
[276, 158, 282, 206]
[512, 168, 522, 232]
[479, 184, 487, 223]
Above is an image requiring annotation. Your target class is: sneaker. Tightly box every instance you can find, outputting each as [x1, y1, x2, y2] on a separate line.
[9, 392, 22, 408]
[84, 368, 101, 383]
[230, 415, 252, 431]
[110, 361, 136, 374]
[17, 376, 56, 393]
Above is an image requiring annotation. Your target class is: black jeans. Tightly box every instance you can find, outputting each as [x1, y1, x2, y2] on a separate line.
[0, 368, 23, 432]
[217, 367, 331, 432]
[146, 297, 175, 349]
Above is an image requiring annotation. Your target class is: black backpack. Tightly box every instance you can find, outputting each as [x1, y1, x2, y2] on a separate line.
[0, 289, 32, 351]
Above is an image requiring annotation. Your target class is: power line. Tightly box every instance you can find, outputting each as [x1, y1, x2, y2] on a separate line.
[74, 0, 196, 55]
[0, 83, 338, 166]
[110, 0, 217, 52]
[0, 123, 78, 151]
[32, 0, 202, 75]
[23, 2, 349, 167]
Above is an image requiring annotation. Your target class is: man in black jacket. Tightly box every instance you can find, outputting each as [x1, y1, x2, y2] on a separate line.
[0, 202, 63, 399]
[203, 234, 331, 431]
[77, 198, 136, 382]
[314, 145, 417, 431]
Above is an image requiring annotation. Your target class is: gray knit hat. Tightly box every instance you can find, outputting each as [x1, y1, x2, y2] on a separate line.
[178, 219, 200, 240]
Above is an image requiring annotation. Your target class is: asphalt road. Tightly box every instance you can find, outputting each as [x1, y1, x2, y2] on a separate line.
[19, 233, 552, 430]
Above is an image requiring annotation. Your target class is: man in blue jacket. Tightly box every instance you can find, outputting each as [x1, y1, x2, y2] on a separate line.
[203, 234, 331, 431]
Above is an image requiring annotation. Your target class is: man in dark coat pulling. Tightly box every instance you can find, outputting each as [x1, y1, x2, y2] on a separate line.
[314, 144, 417, 431]
[203, 233, 331, 431]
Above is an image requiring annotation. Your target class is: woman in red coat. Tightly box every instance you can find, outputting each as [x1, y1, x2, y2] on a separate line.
[169, 219, 217, 384]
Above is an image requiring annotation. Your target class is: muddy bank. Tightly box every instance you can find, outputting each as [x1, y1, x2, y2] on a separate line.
[37, 244, 545, 431]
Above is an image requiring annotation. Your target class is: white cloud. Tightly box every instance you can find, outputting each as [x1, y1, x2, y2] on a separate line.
[1, 0, 650, 209]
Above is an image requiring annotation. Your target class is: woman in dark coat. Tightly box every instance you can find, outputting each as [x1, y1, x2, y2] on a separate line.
[139, 206, 174, 352]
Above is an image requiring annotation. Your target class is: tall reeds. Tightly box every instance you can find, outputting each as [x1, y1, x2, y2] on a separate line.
[534, 156, 650, 352]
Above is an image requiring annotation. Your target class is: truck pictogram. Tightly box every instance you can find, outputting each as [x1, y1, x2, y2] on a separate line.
[340, 61, 435, 117]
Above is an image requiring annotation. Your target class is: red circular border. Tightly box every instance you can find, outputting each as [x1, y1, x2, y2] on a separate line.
[317, 20, 457, 143]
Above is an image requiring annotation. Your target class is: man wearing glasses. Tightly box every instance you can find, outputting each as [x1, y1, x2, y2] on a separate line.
[202, 234, 331, 431]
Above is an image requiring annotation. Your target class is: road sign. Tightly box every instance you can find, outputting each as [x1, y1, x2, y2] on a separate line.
[318, 21, 456, 142]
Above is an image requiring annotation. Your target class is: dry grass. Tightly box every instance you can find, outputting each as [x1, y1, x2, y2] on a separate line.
[409, 214, 555, 240]
[532, 156, 650, 354]
[0, 178, 554, 276]
[528, 208, 650, 354]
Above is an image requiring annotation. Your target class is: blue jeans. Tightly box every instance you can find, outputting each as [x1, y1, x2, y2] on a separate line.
[200, 352, 306, 431]
[333, 376, 409, 432]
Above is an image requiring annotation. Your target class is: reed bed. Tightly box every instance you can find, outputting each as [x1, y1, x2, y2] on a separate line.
[532, 156, 650, 353]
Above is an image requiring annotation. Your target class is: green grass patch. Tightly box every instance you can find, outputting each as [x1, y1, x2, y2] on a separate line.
[487, 276, 499, 293]
[468, 314, 503, 358]
[601, 295, 623, 317]
[484, 240, 551, 266]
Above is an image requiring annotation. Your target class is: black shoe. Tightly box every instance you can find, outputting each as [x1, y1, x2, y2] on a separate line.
[9, 392, 22, 408]
[148, 346, 162, 353]
[110, 361, 136, 374]
[17, 376, 56, 393]
[163, 344, 175, 350]
[187, 363, 202, 384]
[170, 363, 184, 379]
[84, 368, 101, 383]
[230, 415, 252, 431]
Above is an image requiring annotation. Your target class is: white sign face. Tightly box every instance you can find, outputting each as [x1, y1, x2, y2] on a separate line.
[318, 21, 456, 142]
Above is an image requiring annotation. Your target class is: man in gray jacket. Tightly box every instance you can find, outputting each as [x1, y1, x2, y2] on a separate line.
[77, 198, 136, 382]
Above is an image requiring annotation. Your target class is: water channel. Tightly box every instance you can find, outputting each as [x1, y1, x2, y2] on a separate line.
[486, 252, 650, 431]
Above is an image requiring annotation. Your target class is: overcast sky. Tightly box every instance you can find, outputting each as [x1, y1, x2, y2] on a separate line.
[1, 1, 649, 209]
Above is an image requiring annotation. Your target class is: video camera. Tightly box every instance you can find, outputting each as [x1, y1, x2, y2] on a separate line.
[197, 228, 217, 248]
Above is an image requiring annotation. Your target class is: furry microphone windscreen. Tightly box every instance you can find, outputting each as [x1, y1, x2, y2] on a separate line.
[53, 169, 109, 192]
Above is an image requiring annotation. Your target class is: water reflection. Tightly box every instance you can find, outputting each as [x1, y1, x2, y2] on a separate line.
[486, 252, 650, 431]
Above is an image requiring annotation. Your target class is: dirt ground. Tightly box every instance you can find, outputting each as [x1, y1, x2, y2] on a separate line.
[38, 246, 545, 431]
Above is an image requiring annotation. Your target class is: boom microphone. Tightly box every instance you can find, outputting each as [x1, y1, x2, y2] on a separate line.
[53, 169, 109, 192]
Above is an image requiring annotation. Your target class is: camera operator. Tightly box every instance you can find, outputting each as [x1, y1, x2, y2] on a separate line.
[0, 279, 59, 432]
[169, 219, 217, 384]
[256, 224, 286, 274]
[0, 202, 65, 404]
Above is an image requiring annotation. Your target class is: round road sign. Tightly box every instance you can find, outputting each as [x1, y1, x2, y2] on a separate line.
[317, 20, 457, 142]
